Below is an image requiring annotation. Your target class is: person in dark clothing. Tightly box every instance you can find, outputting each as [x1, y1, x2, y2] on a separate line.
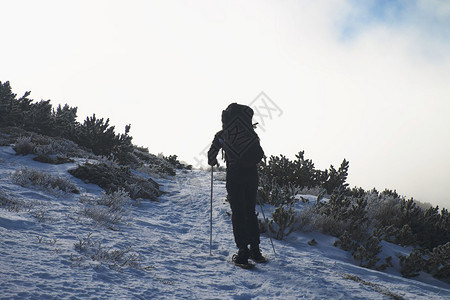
[207, 103, 266, 265]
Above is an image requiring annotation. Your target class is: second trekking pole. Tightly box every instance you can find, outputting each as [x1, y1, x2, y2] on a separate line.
[210, 166, 213, 256]
[257, 198, 276, 255]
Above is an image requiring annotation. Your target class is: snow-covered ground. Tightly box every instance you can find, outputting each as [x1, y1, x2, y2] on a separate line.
[0, 145, 449, 299]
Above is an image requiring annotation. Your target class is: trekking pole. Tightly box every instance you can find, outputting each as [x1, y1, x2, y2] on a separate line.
[210, 166, 213, 256]
[257, 198, 276, 255]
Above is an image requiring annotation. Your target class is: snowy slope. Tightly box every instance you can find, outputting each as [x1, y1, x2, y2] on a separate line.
[0, 145, 449, 299]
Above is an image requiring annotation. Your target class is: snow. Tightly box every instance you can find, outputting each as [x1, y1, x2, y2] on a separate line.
[0, 145, 449, 299]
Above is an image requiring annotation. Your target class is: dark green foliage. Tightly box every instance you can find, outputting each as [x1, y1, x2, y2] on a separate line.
[0, 83, 53, 133]
[376, 256, 393, 271]
[427, 242, 450, 280]
[112, 124, 135, 165]
[259, 152, 318, 189]
[393, 224, 415, 247]
[321, 159, 350, 194]
[76, 114, 117, 156]
[399, 249, 427, 278]
[399, 243, 450, 281]
[0, 81, 33, 127]
[33, 154, 74, 165]
[0, 81, 17, 125]
[418, 206, 450, 250]
[334, 231, 357, 251]
[23, 100, 53, 134]
[52, 104, 78, 139]
[258, 151, 349, 195]
[353, 236, 381, 268]
[68, 162, 161, 200]
[74, 115, 134, 164]
[1, 82, 136, 165]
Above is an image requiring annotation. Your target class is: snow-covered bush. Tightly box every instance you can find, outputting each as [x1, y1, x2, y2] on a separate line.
[96, 189, 131, 211]
[134, 148, 176, 177]
[82, 205, 126, 226]
[0, 190, 33, 212]
[315, 190, 369, 241]
[269, 203, 298, 240]
[11, 167, 79, 194]
[12, 134, 91, 160]
[258, 172, 297, 206]
[80, 190, 131, 227]
[73, 233, 141, 269]
[13, 136, 35, 155]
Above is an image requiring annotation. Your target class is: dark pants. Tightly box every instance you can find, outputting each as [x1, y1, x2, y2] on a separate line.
[226, 165, 260, 250]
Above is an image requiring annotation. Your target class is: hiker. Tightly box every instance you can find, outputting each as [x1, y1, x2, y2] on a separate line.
[207, 103, 267, 266]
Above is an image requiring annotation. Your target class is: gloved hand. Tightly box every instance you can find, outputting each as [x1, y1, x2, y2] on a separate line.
[208, 157, 218, 166]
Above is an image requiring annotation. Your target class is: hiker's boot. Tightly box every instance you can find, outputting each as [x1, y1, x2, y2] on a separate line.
[250, 245, 267, 263]
[232, 247, 250, 265]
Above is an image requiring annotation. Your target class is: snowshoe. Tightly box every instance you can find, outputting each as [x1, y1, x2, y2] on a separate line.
[232, 248, 254, 269]
[232, 254, 255, 269]
[250, 246, 267, 263]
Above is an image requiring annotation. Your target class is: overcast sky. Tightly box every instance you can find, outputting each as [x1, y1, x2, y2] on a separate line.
[1, 0, 449, 208]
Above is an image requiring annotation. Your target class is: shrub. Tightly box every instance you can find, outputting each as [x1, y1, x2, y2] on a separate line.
[163, 154, 192, 170]
[80, 190, 131, 227]
[0, 190, 33, 212]
[13, 136, 35, 155]
[427, 242, 450, 280]
[0, 81, 32, 127]
[51, 104, 78, 139]
[259, 151, 318, 189]
[321, 159, 349, 194]
[73, 233, 141, 269]
[68, 161, 160, 200]
[268, 203, 297, 240]
[134, 148, 176, 177]
[12, 134, 92, 159]
[258, 151, 349, 194]
[315, 190, 369, 241]
[96, 189, 131, 210]
[33, 154, 74, 165]
[334, 231, 357, 252]
[399, 249, 427, 278]
[258, 172, 297, 206]
[399, 243, 450, 282]
[352, 236, 382, 268]
[22, 100, 53, 134]
[74, 115, 134, 164]
[11, 167, 79, 194]
[75, 114, 119, 157]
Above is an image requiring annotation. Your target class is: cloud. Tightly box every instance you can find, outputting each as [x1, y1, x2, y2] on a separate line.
[337, 0, 450, 60]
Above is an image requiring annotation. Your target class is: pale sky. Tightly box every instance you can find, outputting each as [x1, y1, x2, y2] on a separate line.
[1, 0, 449, 208]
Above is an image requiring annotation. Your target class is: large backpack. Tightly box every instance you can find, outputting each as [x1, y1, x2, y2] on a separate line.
[221, 103, 264, 167]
